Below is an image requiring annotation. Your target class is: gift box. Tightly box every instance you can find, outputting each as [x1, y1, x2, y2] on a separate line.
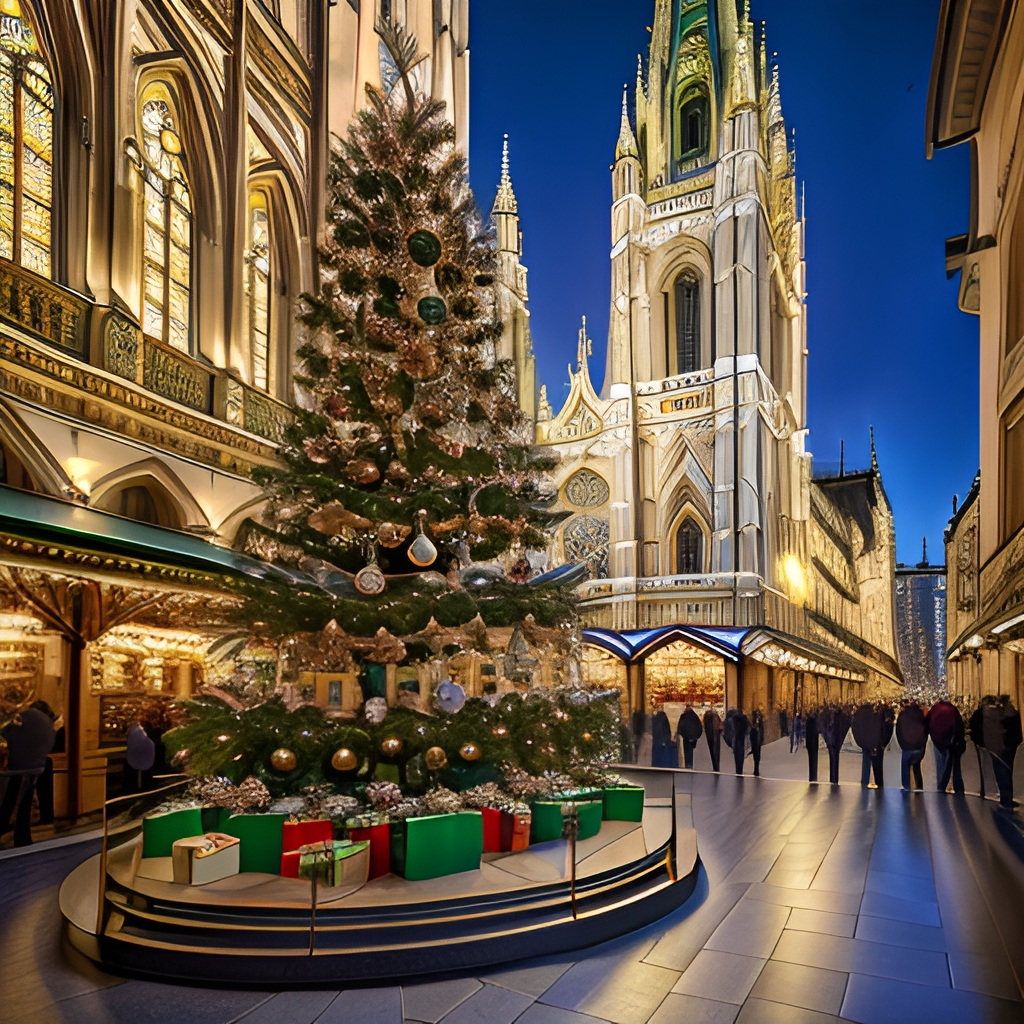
[530, 798, 603, 843]
[481, 808, 532, 853]
[282, 819, 333, 852]
[602, 786, 644, 822]
[297, 839, 370, 887]
[171, 832, 240, 885]
[217, 812, 286, 875]
[390, 811, 483, 881]
[348, 822, 391, 879]
[142, 807, 204, 858]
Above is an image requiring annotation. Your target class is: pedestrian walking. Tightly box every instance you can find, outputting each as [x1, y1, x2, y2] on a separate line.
[818, 704, 851, 785]
[927, 699, 966, 794]
[981, 695, 1022, 808]
[805, 712, 819, 782]
[703, 709, 723, 772]
[896, 701, 928, 790]
[676, 705, 703, 770]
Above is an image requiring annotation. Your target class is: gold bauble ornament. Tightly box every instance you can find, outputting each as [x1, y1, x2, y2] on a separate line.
[459, 741, 482, 762]
[331, 747, 359, 772]
[492, 725, 509, 738]
[380, 735, 403, 757]
[581, 732, 593, 742]
[270, 747, 297, 772]
[424, 746, 448, 771]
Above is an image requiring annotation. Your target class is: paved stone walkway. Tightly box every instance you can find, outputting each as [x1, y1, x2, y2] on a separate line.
[2, 743, 1024, 1023]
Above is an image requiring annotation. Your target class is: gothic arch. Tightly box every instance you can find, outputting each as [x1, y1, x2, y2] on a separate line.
[0, 399, 72, 496]
[667, 502, 710, 576]
[89, 458, 209, 530]
[651, 241, 714, 379]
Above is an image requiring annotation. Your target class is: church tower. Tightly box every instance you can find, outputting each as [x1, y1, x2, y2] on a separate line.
[490, 136, 538, 420]
[539, 0, 809, 632]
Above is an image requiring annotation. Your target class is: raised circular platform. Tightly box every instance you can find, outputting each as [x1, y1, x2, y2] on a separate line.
[60, 772, 699, 984]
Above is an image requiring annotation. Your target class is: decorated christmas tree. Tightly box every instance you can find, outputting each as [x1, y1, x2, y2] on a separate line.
[242, 21, 571, 644]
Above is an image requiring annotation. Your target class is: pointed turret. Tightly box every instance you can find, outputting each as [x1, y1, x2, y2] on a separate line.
[613, 86, 643, 202]
[492, 134, 520, 256]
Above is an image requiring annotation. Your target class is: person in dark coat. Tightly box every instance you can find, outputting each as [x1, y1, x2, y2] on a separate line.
[651, 709, 678, 768]
[927, 699, 966, 794]
[727, 709, 749, 775]
[703, 709, 723, 772]
[750, 708, 765, 777]
[981, 696, 1022, 808]
[968, 704, 987, 799]
[805, 712, 819, 782]
[676, 706, 703, 770]
[790, 712, 803, 753]
[0, 704, 56, 846]
[852, 703, 892, 788]
[818, 705, 851, 785]
[896, 701, 928, 790]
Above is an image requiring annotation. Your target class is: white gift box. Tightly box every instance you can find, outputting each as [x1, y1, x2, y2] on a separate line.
[171, 832, 241, 885]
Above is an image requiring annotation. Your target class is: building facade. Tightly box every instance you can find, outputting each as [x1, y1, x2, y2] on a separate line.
[930, 0, 1024, 709]
[534, 1, 901, 724]
[0, 0, 473, 818]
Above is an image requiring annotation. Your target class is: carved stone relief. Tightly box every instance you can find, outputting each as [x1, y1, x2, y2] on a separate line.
[563, 469, 610, 509]
[105, 314, 139, 382]
[562, 515, 610, 579]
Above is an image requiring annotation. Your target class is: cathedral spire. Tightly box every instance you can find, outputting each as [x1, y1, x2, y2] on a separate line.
[615, 85, 639, 160]
[870, 425, 879, 472]
[491, 133, 517, 215]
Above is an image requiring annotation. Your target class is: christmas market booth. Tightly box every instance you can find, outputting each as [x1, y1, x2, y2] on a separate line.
[580, 624, 875, 752]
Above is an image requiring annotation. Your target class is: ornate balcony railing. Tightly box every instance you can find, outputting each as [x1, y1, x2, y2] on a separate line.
[0, 260, 90, 358]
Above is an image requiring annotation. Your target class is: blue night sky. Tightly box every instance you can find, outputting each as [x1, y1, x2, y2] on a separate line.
[465, 0, 978, 569]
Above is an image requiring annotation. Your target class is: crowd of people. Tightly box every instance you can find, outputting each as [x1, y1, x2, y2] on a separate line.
[634, 695, 1023, 809]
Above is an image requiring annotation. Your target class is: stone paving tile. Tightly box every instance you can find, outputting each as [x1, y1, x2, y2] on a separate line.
[772, 930, 949, 988]
[841, 973, 1023, 1024]
[233, 992, 340, 1024]
[670, 949, 766, 1005]
[852, 915, 946, 951]
[430, 982, 533, 1024]
[316, 987, 402, 1024]
[540, 953, 680, 1024]
[786, 908, 856, 937]
[512, 1004, 611, 1024]
[863, 869, 937, 904]
[764, 866, 817, 889]
[704, 898, 790, 959]
[745, 882, 861, 916]
[480, 960, 573, 997]
[646, 992, 739, 1024]
[643, 877, 746, 971]
[734, 998, 855, 1024]
[401, 977, 482, 1022]
[748, 960, 848, 1015]
[947, 949, 1021, 1002]
[858, 889, 941, 927]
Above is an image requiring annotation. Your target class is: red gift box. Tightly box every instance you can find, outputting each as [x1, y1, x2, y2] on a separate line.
[481, 808, 531, 853]
[348, 823, 391, 879]
[282, 820, 333, 852]
[280, 849, 302, 878]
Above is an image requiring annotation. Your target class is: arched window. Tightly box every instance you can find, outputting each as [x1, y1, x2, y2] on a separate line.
[676, 87, 709, 164]
[94, 483, 182, 529]
[674, 270, 700, 374]
[140, 89, 192, 353]
[247, 191, 271, 390]
[0, 5, 53, 276]
[676, 517, 704, 574]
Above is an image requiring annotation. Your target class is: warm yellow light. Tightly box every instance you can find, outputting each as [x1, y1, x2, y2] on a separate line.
[781, 554, 807, 603]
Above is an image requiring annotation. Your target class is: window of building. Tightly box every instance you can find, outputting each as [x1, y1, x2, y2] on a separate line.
[1007, 188, 1024, 357]
[676, 516, 704, 574]
[247, 191, 271, 390]
[0, 5, 53, 277]
[140, 90, 192, 353]
[676, 89, 708, 162]
[674, 270, 700, 374]
[1003, 406, 1024, 540]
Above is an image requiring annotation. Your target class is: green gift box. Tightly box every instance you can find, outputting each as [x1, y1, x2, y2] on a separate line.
[297, 840, 370, 887]
[530, 794, 604, 843]
[390, 811, 483, 881]
[217, 811, 286, 874]
[142, 807, 204, 858]
[602, 786, 644, 822]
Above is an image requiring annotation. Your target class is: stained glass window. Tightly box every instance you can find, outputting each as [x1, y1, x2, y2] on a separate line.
[140, 91, 191, 352]
[0, 3, 54, 276]
[247, 191, 271, 390]
[676, 517, 703, 575]
[674, 270, 700, 374]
